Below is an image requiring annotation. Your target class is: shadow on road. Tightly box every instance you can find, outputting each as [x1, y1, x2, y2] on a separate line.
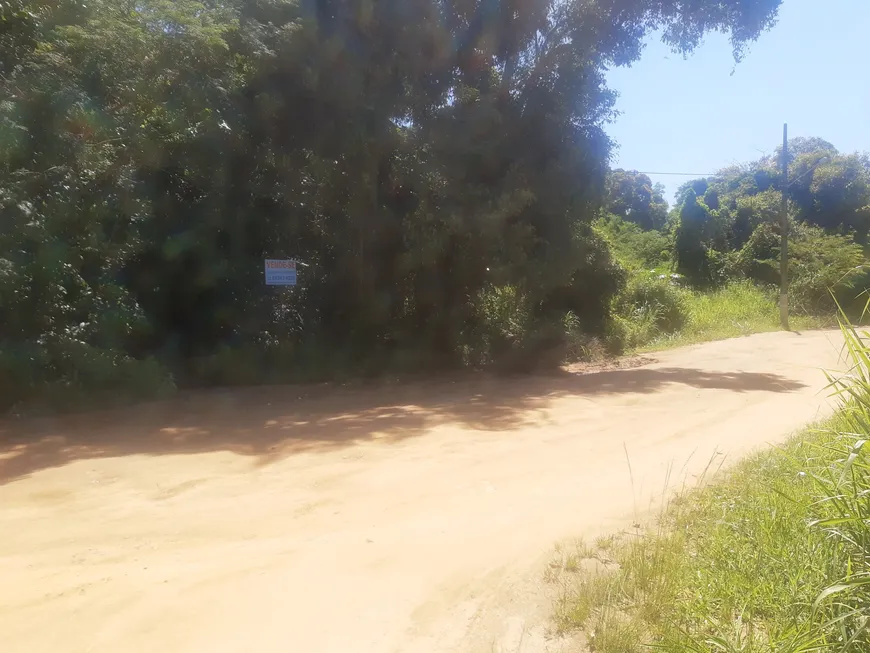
[0, 366, 807, 486]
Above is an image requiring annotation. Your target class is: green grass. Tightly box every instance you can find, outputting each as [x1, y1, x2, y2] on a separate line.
[614, 279, 831, 354]
[640, 282, 829, 351]
[552, 427, 845, 651]
[551, 318, 870, 652]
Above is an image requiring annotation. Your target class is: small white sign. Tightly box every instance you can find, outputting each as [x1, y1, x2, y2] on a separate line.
[264, 259, 297, 286]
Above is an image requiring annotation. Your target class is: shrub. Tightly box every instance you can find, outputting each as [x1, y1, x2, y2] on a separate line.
[788, 223, 865, 316]
[719, 222, 780, 285]
[595, 214, 672, 270]
[0, 241, 175, 413]
[614, 274, 688, 334]
[609, 305, 663, 352]
[466, 284, 534, 366]
[720, 221, 865, 317]
[466, 285, 609, 371]
[607, 273, 689, 352]
[0, 339, 173, 414]
[674, 190, 716, 285]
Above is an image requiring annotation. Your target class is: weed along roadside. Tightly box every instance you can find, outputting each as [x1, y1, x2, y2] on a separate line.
[550, 318, 870, 653]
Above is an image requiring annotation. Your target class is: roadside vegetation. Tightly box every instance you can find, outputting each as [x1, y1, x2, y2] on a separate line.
[3, 1, 870, 415]
[550, 317, 870, 652]
[610, 276, 827, 353]
[599, 148, 870, 354]
[1, 0, 794, 414]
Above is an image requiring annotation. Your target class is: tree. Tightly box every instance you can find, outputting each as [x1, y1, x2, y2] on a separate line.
[605, 169, 669, 230]
[0, 0, 785, 410]
[674, 190, 714, 283]
[792, 153, 870, 239]
[665, 138, 869, 312]
[674, 178, 712, 209]
[676, 137, 870, 250]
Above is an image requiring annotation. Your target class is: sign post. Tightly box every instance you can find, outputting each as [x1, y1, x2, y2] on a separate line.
[264, 259, 297, 286]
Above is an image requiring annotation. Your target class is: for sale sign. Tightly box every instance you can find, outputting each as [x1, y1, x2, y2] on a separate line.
[264, 259, 297, 286]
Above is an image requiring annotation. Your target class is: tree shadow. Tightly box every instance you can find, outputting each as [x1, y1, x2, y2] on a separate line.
[0, 366, 807, 486]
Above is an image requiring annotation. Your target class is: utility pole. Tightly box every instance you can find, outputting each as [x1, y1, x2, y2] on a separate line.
[779, 123, 789, 330]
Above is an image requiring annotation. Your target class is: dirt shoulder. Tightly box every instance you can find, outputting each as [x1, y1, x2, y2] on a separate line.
[0, 330, 845, 653]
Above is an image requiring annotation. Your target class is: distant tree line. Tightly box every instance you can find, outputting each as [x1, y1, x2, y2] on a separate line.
[604, 139, 870, 315]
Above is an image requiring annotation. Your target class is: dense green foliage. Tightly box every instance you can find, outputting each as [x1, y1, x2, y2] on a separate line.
[608, 278, 824, 352]
[0, 0, 783, 411]
[602, 136, 870, 350]
[674, 189, 714, 283]
[595, 213, 671, 271]
[604, 169, 668, 231]
[668, 140, 870, 306]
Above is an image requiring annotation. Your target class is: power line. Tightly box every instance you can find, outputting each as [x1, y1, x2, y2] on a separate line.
[632, 171, 717, 176]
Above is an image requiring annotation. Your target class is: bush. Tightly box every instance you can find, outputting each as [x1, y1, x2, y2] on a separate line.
[788, 223, 865, 316]
[465, 284, 535, 367]
[608, 306, 662, 352]
[0, 240, 175, 413]
[717, 222, 780, 285]
[720, 221, 865, 317]
[608, 273, 688, 352]
[609, 278, 828, 353]
[674, 190, 716, 285]
[0, 339, 173, 414]
[595, 214, 672, 270]
[615, 274, 688, 332]
[466, 285, 609, 371]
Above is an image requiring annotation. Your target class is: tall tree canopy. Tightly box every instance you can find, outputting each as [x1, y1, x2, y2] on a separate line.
[605, 169, 669, 231]
[0, 0, 783, 410]
[674, 137, 870, 251]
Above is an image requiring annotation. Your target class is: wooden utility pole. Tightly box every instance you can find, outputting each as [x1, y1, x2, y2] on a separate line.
[780, 123, 789, 330]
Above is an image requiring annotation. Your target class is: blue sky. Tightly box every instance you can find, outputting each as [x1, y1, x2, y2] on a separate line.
[605, 0, 870, 205]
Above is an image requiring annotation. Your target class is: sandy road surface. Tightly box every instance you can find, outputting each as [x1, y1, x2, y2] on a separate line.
[0, 330, 847, 653]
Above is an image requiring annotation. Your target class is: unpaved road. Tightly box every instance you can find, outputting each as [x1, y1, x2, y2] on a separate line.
[0, 330, 847, 653]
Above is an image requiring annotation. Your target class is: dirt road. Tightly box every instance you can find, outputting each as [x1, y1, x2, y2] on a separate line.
[0, 330, 846, 653]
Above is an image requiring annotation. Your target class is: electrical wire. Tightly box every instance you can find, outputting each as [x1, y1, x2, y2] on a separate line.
[631, 171, 717, 176]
